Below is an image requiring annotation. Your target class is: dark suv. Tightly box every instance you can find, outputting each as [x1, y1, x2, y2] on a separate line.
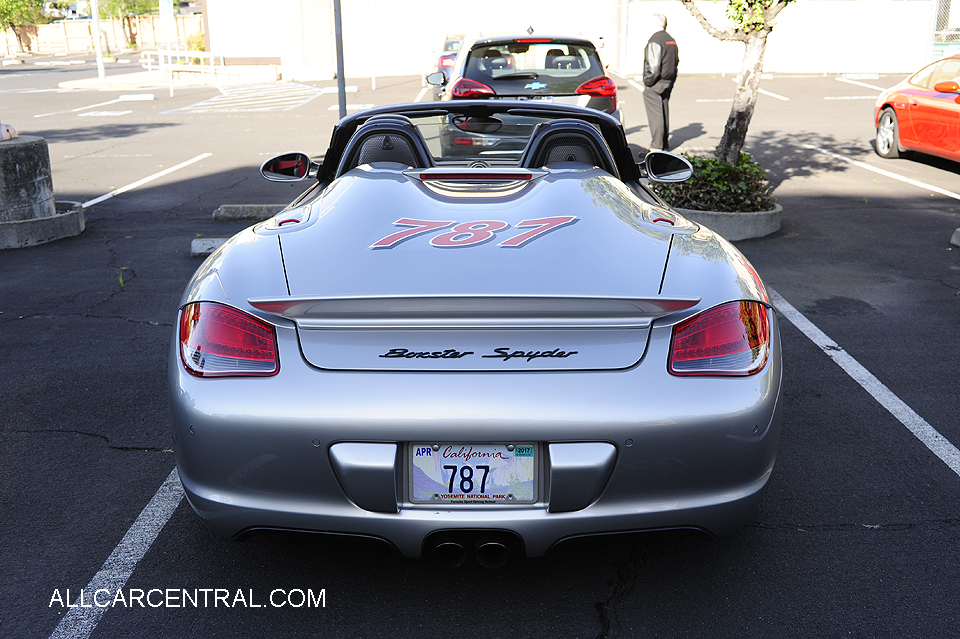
[429, 36, 619, 120]
[427, 35, 621, 159]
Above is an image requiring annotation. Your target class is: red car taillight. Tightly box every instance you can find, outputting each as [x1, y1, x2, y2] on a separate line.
[669, 301, 770, 376]
[441, 57, 455, 68]
[451, 77, 495, 99]
[576, 76, 617, 110]
[179, 302, 279, 377]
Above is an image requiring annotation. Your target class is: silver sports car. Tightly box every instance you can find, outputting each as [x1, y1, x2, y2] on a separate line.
[170, 101, 782, 568]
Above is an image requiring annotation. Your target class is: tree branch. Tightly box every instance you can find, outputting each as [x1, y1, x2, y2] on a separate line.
[680, 0, 746, 42]
[764, 0, 789, 25]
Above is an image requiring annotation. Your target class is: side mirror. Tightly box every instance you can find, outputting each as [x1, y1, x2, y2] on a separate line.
[260, 152, 316, 182]
[934, 80, 960, 94]
[426, 71, 447, 86]
[642, 151, 693, 183]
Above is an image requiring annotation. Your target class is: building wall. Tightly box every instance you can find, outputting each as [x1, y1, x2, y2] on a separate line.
[4, 1, 941, 77]
[623, 0, 938, 76]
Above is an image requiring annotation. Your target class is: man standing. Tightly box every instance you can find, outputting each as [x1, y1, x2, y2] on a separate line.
[642, 14, 679, 151]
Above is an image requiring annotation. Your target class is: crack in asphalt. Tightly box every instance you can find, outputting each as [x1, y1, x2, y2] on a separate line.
[198, 175, 249, 205]
[0, 311, 171, 328]
[931, 276, 960, 295]
[594, 538, 648, 639]
[0, 237, 171, 328]
[82, 238, 137, 316]
[748, 519, 960, 532]
[10, 428, 173, 453]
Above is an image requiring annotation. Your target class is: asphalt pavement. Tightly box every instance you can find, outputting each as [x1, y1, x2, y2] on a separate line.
[2, 55, 959, 638]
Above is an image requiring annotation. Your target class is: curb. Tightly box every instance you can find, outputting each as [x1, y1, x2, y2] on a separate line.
[191, 204, 286, 257]
[675, 204, 782, 241]
[191, 238, 227, 258]
[0, 201, 84, 249]
[212, 204, 285, 223]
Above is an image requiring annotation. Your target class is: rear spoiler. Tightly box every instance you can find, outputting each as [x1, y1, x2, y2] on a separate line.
[248, 294, 700, 329]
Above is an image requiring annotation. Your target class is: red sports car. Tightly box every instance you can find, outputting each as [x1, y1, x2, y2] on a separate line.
[875, 54, 960, 163]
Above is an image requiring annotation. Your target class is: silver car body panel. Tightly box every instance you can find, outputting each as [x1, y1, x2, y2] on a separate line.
[170, 106, 782, 559]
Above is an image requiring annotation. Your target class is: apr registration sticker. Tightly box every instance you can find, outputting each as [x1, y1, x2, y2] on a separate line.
[410, 443, 536, 504]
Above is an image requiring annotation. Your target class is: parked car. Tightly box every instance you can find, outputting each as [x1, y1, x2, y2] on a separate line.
[875, 54, 960, 163]
[171, 100, 783, 567]
[436, 33, 464, 82]
[428, 34, 621, 124]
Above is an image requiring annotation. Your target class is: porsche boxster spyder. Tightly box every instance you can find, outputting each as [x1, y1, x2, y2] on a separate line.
[170, 101, 782, 567]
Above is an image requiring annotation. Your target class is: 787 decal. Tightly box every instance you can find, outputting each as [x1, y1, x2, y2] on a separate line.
[370, 216, 578, 249]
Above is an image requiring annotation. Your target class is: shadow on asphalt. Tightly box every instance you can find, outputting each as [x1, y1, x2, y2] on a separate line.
[27, 122, 181, 143]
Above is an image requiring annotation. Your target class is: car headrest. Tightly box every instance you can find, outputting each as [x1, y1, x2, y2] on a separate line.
[336, 116, 433, 177]
[519, 119, 619, 178]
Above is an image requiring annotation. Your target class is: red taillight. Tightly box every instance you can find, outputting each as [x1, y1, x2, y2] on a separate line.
[419, 171, 532, 181]
[451, 77, 495, 99]
[179, 302, 279, 377]
[441, 57, 455, 68]
[669, 301, 770, 376]
[576, 76, 617, 110]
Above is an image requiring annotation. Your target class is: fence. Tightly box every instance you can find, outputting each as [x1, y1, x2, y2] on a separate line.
[1, 15, 203, 57]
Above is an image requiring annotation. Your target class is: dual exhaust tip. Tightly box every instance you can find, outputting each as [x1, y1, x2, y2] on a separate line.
[426, 531, 521, 569]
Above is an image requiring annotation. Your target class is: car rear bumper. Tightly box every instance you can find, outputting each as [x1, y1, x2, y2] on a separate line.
[170, 314, 782, 558]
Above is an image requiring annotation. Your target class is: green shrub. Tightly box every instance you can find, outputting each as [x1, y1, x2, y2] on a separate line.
[651, 152, 776, 213]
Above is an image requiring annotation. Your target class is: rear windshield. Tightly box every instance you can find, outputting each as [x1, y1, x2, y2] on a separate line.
[464, 41, 603, 93]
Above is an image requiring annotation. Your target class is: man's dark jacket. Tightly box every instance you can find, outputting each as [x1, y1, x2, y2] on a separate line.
[643, 30, 679, 92]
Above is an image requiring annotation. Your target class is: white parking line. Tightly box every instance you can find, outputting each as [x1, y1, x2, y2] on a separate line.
[836, 77, 888, 92]
[44, 287, 960, 639]
[728, 78, 789, 101]
[47, 469, 184, 639]
[414, 86, 429, 102]
[35, 94, 154, 118]
[769, 289, 960, 478]
[802, 145, 960, 201]
[82, 153, 213, 208]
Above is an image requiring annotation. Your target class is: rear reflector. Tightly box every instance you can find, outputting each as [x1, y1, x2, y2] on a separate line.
[179, 302, 279, 377]
[669, 301, 770, 376]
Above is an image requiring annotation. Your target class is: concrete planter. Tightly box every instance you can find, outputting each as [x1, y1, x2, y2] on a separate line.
[675, 204, 783, 241]
[1, 135, 84, 248]
[0, 200, 84, 249]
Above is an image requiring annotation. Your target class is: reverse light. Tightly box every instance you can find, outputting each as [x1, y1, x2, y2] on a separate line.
[179, 302, 279, 377]
[576, 76, 617, 110]
[669, 301, 770, 376]
[451, 77, 496, 99]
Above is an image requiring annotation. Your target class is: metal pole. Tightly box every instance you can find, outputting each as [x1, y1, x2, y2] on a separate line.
[333, 0, 346, 119]
[91, 0, 106, 81]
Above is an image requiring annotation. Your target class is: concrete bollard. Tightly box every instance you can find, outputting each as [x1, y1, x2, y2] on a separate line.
[0, 135, 84, 249]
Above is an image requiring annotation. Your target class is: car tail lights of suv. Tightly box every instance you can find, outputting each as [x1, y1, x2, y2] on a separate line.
[576, 76, 617, 111]
[450, 77, 496, 99]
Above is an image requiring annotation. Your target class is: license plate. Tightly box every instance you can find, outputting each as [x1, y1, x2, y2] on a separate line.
[410, 443, 536, 504]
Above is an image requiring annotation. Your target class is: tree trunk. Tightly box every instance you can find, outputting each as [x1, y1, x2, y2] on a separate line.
[715, 30, 770, 164]
[9, 23, 25, 52]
